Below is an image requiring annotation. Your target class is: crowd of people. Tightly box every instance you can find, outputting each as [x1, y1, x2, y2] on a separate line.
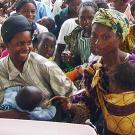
[0, 0, 135, 135]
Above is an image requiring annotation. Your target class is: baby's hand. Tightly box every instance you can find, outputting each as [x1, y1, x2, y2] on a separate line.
[50, 96, 71, 111]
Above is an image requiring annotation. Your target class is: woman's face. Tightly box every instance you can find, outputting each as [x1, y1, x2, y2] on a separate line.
[19, 3, 36, 23]
[7, 31, 32, 65]
[91, 23, 120, 56]
[79, 7, 95, 29]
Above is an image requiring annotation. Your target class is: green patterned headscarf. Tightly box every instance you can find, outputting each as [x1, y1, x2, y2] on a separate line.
[92, 8, 130, 41]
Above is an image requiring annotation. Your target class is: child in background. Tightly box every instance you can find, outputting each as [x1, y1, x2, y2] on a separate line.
[37, 17, 55, 32]
[1, 86, 70, 122]
[64, 1, 98, 69]
[64, 1, 98, 84]
[64, 2, 98, 67]
[34, 32, 56, 60]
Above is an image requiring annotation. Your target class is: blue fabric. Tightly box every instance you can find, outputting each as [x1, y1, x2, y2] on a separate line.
[1, 86, 22, 111]
[35, 1, 53, 21]
[29, 106, 56, 120]
[1, 86, 56, 121]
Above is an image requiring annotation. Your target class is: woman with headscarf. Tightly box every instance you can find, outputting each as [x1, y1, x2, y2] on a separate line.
[69, 8, 135, 135]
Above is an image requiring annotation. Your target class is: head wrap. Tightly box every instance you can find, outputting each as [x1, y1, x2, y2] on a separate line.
[92, 8, 130, 41]
[16, 0, 37, 12]
[1, 15, 33, 44]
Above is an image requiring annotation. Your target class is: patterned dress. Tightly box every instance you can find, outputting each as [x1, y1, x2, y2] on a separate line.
[71, 54, 135, 135]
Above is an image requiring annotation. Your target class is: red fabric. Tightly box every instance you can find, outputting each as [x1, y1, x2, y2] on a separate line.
[0, 49, 9, 58]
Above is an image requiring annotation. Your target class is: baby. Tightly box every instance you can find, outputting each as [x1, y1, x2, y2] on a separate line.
[1, 86, 68, 121]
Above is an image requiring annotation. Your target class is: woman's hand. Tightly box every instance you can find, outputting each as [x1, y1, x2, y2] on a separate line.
[49, 96, 71, 111]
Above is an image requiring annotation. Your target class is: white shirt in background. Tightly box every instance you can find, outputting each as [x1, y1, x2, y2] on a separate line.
[57, 18, 79, 44]
[36, 23, 48, 33]
[40, 0, 53, 10]
[52, 0, 63, 17]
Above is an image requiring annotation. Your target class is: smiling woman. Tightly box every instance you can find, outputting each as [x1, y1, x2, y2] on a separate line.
[0, 15, 77, 119]
[16, 0, 37, 23]
[7, 32, 32, 71]
[15, 0, 48, 35]
[1, 15, 33, 72]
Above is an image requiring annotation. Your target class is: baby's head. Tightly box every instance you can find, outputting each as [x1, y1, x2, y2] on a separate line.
[37, 17, 55, 32]
[16, 86, 43, 111]
[109, 61, 135, 91]
[37, 32, 56, 59]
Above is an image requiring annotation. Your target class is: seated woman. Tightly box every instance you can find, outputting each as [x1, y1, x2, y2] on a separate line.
[0, 0, 49, 58]
[0, 15, 76, 119]
[69, 8, 135, 134]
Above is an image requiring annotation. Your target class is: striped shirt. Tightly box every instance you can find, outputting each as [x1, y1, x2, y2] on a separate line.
[64, 26, 91, 64]
[0, 52, 77, 102]
[77, 31, 90, 63]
